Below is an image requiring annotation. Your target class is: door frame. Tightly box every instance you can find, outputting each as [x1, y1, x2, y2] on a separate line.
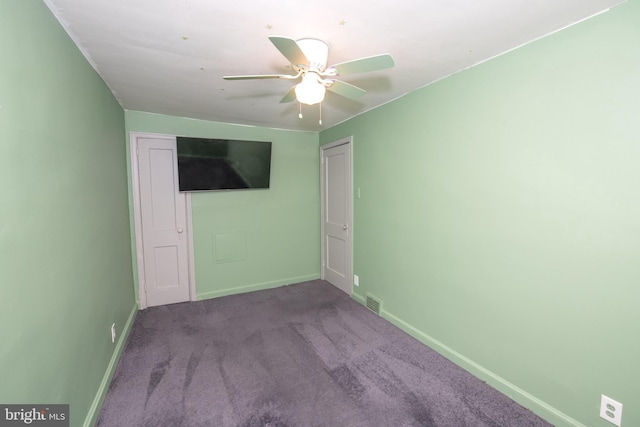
[320, 136, 353, 294]
[130, 131, 197, 309]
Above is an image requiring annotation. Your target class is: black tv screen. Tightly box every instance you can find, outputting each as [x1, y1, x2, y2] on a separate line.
[177, 137, 272, 192]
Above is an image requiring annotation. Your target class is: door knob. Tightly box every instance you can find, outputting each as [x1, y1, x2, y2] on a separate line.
[343, 224, 348, 231]
[177, 228, 184, 233]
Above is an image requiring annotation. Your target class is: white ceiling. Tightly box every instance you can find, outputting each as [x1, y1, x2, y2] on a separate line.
[44, 0, 624, 132]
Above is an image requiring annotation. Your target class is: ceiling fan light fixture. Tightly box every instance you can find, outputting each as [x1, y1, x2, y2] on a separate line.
[295, 38, 329, 71]
[295, 73, 326, 105]
[223, 36, 395, 119]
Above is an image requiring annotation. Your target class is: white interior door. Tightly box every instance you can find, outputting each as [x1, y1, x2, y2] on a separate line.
[321, 139, 352, 295]
[137, 136, 191, 307]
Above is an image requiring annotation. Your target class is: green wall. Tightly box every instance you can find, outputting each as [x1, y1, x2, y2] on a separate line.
[321, 2, 639, 426]
[4, 1, 637, 426]
[125, 111, 320, 301]
[0, 1, 136, 427]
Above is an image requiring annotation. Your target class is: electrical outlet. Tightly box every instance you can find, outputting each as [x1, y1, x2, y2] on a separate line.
[600, 395, 623, 427]
[111, 323, 116, 343]
[354, 274, 359, 286]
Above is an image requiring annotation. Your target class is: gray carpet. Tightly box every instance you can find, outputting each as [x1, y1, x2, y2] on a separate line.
[97, 280, 553, 427]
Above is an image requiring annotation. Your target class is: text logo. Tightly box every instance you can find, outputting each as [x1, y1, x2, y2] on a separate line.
[0, 405, 68, 427]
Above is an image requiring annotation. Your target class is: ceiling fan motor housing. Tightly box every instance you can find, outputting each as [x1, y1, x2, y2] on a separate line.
[296, 38, 329, 72]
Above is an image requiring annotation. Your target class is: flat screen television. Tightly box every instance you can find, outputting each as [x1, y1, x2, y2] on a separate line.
[177, 137, 272, 192]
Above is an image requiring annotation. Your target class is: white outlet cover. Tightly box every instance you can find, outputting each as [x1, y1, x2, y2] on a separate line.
[354, 275, 359, 286]
[600, 395, 623, 427]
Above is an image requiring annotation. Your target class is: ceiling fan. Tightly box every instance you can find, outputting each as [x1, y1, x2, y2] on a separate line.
[223, 36, 394, 118]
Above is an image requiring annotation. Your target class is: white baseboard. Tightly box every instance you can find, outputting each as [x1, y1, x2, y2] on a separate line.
[351, 291, 585, 427]
[82, 303, 138, 427]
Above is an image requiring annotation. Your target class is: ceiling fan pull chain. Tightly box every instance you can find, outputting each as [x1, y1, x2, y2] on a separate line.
[299, 103, 303, 119]
[319, 102, 323, 125]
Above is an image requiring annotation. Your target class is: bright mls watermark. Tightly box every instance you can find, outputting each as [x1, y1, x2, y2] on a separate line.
[0, 405, 68, 426]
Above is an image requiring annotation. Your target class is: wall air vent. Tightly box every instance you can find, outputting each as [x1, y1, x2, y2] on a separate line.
[365, 293, 382, 316]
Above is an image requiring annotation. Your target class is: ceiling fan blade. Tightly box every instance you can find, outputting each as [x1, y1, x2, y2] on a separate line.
[223, 74, 293, 80]
[326, 80, 367, 100]
[330, 54, 395, 76]
[269, 36, 309, 68]
[279, 87, 296, 103]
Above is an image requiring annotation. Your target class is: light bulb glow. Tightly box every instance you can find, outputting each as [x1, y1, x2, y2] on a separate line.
[295, 73, 326, 105]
